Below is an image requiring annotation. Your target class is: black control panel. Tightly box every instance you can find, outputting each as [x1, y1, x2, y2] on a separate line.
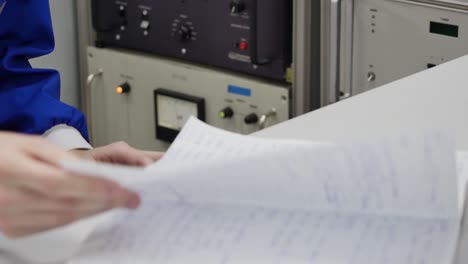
[92, 0, 292, 81]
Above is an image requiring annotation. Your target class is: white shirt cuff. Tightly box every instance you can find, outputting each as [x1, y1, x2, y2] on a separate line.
[42, 125, 93, 150]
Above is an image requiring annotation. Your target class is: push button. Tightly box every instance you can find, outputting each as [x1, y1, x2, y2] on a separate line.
[140, 20, 150, 30]
[239, 41, 248, 51]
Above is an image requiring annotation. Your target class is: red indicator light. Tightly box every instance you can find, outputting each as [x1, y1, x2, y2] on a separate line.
[239, 41, 248, 51]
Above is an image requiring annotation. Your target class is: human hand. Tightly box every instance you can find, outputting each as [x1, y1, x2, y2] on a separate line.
[0, 133, 140, 238]
[71, 141, 164, 167]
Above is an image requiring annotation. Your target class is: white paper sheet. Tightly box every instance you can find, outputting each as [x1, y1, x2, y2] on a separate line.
[60, 118, 464, 264]
[69, 202, 458, 264]
[0, 212, 113, 264]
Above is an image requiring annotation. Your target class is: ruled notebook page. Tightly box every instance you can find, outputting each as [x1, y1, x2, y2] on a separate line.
[65, 118, 463, 264]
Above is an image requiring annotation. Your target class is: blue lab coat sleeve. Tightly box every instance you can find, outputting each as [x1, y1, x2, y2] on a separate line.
[0, 0, 89, 140]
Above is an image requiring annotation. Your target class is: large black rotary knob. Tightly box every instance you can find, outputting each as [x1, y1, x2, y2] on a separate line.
[177, 24, 192, 41]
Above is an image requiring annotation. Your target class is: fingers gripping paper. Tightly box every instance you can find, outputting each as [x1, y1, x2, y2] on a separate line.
[64, 117, 465, 264]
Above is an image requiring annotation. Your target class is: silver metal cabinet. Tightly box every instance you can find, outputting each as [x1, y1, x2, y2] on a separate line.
[322, 0, 468, 105]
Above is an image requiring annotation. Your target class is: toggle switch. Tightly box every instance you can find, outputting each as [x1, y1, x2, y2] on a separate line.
[118, 5, 126, 18]
[230, 1, 245, 14]
[244, 113, 259, 125]
[116, 82, 131, 94]
[259, 108, 277, 129]
[117, 5, 128, 27]
[140, 9, 150, 30]
[219, 107, 234, 119]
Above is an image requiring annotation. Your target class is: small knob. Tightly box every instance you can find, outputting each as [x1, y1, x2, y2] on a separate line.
[230, 1, 245, 14]
[177, 24, 192, 41]
[244, 113, 259, 125]
[219, 107, 234, 119]
[116, 82, 131, 94]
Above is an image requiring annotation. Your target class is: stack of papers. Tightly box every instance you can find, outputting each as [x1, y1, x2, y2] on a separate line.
[63, 118, 468, 264]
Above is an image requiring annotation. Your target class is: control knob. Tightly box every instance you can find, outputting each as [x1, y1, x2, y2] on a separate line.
[116, 82, 131, 94]
[177, 24, 192, 41]
[244, 113, 259, 125]
[219, 107, 234, 119]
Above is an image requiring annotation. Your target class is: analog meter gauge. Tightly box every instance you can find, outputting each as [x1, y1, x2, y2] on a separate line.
[154, 89, 205, 142]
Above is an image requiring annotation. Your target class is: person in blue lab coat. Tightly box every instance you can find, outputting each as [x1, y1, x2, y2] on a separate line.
[0, 0, 88, 138]
[0, 0, 162, 238]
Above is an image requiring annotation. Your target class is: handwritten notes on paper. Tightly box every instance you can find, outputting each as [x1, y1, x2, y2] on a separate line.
[65, 118, 464, 264]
